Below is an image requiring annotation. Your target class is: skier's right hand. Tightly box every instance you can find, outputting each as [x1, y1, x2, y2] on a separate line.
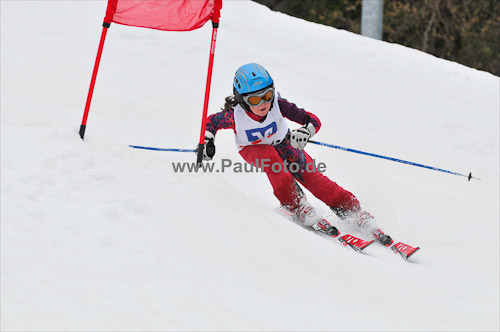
[197, 131, 216, 161]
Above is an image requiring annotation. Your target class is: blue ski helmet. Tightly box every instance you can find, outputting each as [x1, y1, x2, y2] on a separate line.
[233, 63, 274, 110]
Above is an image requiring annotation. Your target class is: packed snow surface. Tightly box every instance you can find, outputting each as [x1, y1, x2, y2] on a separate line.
[1, 1, 499, 331]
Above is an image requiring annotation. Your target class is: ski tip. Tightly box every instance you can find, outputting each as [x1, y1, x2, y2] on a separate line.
[391, 244, 420, 261]
[404, 247, 420, 261]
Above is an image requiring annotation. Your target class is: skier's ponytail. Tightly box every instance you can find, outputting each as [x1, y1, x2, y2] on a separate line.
[222, 95, 238, 110]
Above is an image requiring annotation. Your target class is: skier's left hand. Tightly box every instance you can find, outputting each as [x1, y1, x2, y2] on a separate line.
[290, 124, 316, 150]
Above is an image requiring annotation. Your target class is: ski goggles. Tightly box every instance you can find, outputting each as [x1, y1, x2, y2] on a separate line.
[243, 87, 275, 107]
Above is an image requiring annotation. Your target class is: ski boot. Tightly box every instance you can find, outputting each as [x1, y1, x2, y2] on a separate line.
[331, 207, 378, 237]
[293, 198, 322, 226]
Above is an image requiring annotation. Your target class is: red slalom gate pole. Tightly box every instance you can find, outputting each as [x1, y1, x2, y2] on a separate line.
[196, 22, 218, 167]
[80, 23, 110, 140]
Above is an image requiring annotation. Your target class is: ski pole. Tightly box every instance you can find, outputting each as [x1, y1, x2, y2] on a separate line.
[308, 140, 480, 181]
[129, 145, 195, 152]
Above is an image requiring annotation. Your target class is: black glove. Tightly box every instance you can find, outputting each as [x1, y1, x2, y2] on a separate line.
[197, 131, 216, 161]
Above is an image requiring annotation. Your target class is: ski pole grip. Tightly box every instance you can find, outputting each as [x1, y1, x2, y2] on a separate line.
[196, 143, 204, 167]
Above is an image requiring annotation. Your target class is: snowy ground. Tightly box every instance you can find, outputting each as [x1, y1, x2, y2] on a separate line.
[1, 1, 499, 331]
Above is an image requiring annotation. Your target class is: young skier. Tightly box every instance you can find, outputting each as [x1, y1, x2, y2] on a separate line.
[200, 63, 392, 246]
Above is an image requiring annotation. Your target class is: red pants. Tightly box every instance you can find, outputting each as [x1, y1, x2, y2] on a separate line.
[240, 145, 360, 211]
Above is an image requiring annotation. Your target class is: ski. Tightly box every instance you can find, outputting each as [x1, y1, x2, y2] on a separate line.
[390, 242, 420, 261]
[311, 221, 374, 253]
[277, 208, 373, 253]
[279, 206, 419, 259]
[372, 228, 420, 261]
[337, 233, 374, 253]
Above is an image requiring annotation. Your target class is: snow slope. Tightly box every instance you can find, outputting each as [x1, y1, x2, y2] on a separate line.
[1, 1, 499, 330]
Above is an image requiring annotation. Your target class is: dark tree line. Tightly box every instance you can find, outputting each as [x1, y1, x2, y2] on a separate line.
[253, 0, 500, 76]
